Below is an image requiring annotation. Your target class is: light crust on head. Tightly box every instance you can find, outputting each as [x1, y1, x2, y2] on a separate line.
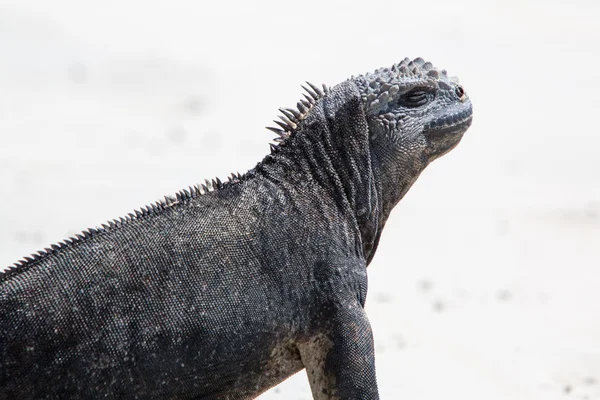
[354, 57, 459, 113]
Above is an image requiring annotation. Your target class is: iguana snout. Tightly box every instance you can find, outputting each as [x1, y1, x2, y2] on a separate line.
[422, 82, 473, 159]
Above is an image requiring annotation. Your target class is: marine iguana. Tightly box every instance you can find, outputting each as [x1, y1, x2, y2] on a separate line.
[0, 57, 473, 399]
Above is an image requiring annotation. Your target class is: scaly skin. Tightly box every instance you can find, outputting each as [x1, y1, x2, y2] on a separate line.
[0, 57, 472, 399]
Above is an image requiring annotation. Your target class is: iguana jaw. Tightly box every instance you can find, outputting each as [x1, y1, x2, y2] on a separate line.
[425, 101, 473, 134]
[423, 95, 473, 160]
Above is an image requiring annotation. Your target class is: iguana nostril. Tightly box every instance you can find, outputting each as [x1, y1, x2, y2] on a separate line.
[455, 85, 465, 98]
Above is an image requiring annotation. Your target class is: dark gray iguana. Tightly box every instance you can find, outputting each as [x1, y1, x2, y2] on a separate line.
[0, 57, 473, 399]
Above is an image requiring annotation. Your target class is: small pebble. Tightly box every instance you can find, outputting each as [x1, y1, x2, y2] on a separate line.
[583, 377, 596, 385]
[433, 300, 445, 313]
[419, 279, 433, 292]
[564, 385, 572, 394]
[497, 290, 512, 301]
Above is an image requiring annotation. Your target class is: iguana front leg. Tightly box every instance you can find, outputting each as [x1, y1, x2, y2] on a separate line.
[299, 303, 379, 400]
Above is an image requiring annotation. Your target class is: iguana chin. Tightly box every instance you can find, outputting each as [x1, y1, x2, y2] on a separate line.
[0, 57, 472, 399]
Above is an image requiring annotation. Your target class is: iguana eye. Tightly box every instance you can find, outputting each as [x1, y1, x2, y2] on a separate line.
[399, 88, 430, 107]
[455, 85, 465, 98]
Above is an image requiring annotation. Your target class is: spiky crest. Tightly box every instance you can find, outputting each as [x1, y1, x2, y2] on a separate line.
[266, 82, 329, 145]
[0, 172, 246, 282]
[2, 81, 335, 281]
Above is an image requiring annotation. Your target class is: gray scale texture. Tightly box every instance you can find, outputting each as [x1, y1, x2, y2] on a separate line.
[0, 57, 473, 399]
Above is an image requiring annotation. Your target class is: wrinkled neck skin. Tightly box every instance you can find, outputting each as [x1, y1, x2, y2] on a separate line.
[369, 138, 428, 228]
[257, 81, 427, 265]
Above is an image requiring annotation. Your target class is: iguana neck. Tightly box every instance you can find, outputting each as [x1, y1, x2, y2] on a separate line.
[255, 82, 385, 264]
[370, 142, 427, 225]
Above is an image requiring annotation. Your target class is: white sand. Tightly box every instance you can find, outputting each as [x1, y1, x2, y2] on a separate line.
[1, 1, 599, 398]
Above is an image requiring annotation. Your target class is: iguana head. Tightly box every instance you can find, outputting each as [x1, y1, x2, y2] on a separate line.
[269, 57, 472, 168]
[352, 57, 473, 215]
[267, 57, 472, 228]
[355, 57, 473, 163]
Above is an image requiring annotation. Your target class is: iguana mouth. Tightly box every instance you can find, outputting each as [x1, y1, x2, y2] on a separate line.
[424, 102, 473, 136]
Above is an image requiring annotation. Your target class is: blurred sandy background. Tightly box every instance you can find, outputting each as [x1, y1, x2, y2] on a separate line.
[1, 1, 599, 398]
